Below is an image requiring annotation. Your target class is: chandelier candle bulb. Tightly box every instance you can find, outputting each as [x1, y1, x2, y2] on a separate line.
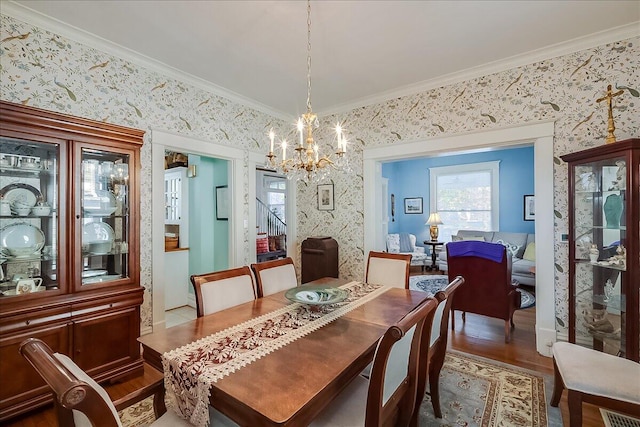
[297, 119, 304, 146]
[269, 129, 275, 153]
[282, 140, 287, 160]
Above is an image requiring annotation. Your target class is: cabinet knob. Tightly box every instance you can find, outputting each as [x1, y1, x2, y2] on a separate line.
[25, 320, 30, 325]
[76, 215, 80, 219]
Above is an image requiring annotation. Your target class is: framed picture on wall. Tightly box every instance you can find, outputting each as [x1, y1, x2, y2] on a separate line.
[404, 197, 423, 214]
[523, 195, 535, 221]
[317, 184, 334, 211]
[216, 185, 229, 220]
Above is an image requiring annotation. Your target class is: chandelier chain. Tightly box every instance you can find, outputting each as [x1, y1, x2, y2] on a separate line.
[306, 0, 312, 113]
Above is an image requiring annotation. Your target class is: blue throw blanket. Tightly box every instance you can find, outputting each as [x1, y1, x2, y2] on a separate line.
[447, 241, 504, 263]
[399, 232, 413, 252]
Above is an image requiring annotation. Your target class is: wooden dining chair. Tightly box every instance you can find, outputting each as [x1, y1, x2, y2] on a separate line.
[412, 275, 464, 424]
[190, 266, 257, 317]
[365, 250, 412, 288]
[250, 257, 298, 297]
[18, 337, 211, 427]
[310, 294, 438, 427]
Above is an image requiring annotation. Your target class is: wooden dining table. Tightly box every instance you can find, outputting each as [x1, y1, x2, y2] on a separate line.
[138, 278, 430, 426]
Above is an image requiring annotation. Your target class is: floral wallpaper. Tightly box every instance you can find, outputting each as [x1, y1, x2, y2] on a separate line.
[0, 14, 288, 331]
[1, 12, 639, 337]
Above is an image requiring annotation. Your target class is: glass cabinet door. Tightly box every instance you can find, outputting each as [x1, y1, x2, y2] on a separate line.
[79, 147, 131, 287]
[0, 137, 61, 297]
[572, 155, 627, 357]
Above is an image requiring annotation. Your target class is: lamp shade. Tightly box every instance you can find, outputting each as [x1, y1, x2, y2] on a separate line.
[426, 212, 443, 225]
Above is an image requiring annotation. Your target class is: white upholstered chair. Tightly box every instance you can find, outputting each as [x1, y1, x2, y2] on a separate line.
[190, 266, 257, 318]
[310, 295, 437, 427]
[251, 257, 298, 297]
[386, 233, 429, 271]
[365, 251, 412, 289]
[550, 341, 640, 427]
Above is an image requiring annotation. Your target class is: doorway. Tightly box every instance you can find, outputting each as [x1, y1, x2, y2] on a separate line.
[363, 122, 556, 356]
[150, 129, 244, 330]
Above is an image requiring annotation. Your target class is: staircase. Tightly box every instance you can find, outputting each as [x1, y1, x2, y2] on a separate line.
[256, 198, 286, 262]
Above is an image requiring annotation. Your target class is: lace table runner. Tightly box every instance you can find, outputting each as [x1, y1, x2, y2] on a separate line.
[162, 281, 387, 427]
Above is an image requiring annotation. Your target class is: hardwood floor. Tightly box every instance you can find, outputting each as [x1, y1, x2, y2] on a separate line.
[4, 273, 606, 426]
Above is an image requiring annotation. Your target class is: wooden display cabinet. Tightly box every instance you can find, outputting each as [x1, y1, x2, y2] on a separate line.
[0, 101, 144, 421]
[561, 138, 639, 362]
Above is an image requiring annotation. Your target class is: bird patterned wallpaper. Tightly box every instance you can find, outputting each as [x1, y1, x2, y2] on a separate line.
[1, 13, 638, 336]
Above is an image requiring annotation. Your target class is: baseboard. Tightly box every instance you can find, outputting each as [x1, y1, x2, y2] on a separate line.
[187, 294, 196, 308]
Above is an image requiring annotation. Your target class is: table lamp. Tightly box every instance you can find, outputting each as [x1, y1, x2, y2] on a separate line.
[426, 212, 443, 241]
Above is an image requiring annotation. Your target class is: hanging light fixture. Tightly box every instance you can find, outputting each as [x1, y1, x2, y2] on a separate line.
[266, 0, 350, 182]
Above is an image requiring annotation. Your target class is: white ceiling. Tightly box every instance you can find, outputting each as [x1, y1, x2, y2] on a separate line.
[6, 1, 640, 118]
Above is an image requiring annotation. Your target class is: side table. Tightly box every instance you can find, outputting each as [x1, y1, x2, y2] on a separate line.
[423, 241, 445, 272]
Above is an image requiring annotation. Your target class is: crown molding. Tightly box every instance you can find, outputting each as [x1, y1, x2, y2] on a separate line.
[320, 22, 640, 116]
[2, 1, 293, 122]
[3, 2, 637, 120]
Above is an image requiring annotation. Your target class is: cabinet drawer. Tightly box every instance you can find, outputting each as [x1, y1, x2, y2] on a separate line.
[0, 322, 71, 420]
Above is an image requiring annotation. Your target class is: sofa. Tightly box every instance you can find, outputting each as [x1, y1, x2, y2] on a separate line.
[386, 233, 429, 271]
[438, 230, 536, 287]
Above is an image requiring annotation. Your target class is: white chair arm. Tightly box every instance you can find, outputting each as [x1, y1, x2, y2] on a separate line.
[415, 247, 426, 254]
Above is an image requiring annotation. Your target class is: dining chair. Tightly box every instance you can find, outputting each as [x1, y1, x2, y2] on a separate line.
[19, 337, 243, 427]
[190, 266, 257, 317]
[365, 250, 412, 288]
[250, 257, 298, 297]
[412, 275, 464, 424]
[309, 294, 438, 427]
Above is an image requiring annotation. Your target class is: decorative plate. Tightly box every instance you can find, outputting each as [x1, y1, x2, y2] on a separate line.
[285, 285, 348, 306]
[82, 190, 117, 216]
[0, 223, 45, 258]
[82, 221, 115, 244]
[0, 183, 42, 208]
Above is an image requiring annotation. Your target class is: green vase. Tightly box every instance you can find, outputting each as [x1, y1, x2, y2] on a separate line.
[603, 194, 623, 228]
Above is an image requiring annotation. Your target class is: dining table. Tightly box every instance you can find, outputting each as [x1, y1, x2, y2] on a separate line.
[138, 277, 431, 427]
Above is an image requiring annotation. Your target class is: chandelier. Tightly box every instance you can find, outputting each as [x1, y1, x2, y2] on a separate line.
[266, 0, 350, 182]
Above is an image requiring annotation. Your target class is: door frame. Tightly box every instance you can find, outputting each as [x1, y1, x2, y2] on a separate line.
[363, 121, 556, 356]
[150, 129, 244, 329]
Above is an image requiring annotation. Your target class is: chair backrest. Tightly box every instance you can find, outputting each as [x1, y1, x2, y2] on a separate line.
[414, 276, 464, 414]
[365, 251, 411, 288]
[251, 257, 298, 297]
[366, 295, 437, 426]
[19, 338, 122, 427]
[446, 241, 514, 318]
[190, 266, 257, 317]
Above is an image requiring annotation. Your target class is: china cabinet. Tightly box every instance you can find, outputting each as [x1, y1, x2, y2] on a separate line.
[561, 138, 639, 362]
[0, 101, 144, 420]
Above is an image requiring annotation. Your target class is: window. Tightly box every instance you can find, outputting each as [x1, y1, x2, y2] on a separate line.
[429, 161, 499, 242]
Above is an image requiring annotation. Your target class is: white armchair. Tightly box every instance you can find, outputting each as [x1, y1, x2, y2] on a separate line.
[386, 233, 429, 271]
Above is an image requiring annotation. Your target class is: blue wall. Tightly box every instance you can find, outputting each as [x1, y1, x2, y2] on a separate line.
[383, 146, 534, 246]
[188, 155, 229, 289]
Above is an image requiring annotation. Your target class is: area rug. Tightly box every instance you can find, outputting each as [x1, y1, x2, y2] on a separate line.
[120, 396, 155, 427]
[410, 275, 536, 309]
[418, 350, 562, 427]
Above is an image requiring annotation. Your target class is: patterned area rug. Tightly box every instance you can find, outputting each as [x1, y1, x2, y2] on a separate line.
[410, 275, 536, 309]
[121, 351, 561, 427]
[419, 351, 562, 426]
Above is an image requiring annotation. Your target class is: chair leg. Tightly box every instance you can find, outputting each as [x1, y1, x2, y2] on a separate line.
[451, 309, 455, 330]
[461, 312, 466, 323]
[504, 320, 511, 343]
[567, 390, 584, 427]
[429, 363, 445, 418]
[550, 358, 564, 407]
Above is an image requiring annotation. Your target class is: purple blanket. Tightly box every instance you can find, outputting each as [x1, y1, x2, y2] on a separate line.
[447, 241, 504, 263]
